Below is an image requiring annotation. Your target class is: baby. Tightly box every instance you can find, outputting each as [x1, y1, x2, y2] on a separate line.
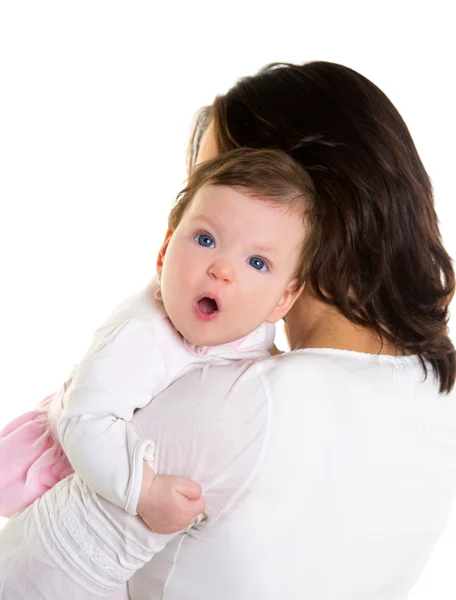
[0, 148, 314, 541]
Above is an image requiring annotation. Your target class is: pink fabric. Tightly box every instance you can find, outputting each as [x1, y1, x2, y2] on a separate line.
[0, 390, 73, 517]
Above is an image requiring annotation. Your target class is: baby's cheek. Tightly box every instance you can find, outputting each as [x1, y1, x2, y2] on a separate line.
[172, 245, 195, 271]
[242, 287, 271, 314]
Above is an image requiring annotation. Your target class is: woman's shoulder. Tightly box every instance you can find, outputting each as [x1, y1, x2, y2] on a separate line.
[255, 348, 347, 382]
[198, 348, 417, 399]
[254, 348, 430, 397]
[260, 346, 422, 371]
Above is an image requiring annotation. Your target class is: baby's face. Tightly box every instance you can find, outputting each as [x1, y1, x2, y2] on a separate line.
[158, 184, 305, 347]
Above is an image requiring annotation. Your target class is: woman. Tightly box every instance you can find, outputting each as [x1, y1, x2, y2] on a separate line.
[1, 61, 455, 599]
[128, 61, 456, 599]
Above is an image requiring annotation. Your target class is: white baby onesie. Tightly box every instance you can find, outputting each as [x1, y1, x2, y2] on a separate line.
[57, 279, 275, 515]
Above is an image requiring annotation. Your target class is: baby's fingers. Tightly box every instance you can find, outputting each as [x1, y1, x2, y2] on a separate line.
[184, 496, 206, 520]
[173, 477, 203, 501]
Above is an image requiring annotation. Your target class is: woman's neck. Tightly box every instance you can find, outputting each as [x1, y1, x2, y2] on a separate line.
[284, 286, 400, 355]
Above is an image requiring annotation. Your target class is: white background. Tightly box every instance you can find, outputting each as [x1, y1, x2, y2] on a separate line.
[0, 2, 455, 597]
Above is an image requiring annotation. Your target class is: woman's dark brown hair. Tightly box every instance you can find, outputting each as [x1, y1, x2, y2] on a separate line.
[190, 61, 455, 393]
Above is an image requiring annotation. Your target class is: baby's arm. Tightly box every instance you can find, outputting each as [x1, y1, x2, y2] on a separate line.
[58, 318, 203, 528]
[0, 361, 266, 597]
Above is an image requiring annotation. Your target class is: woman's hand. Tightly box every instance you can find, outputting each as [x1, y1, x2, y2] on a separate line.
[137, 462, 206, 534]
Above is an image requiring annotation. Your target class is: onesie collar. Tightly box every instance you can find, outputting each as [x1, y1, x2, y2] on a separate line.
[183, 322, 275, 359]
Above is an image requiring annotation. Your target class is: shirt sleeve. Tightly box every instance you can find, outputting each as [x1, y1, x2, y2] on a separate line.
[102, 361, 268, 591]
[132, 360, 269, 522]
[43, 361, 268, 596]
[57, 318, 167, 515]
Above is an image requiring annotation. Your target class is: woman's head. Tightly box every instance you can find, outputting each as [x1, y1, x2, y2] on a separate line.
[191, 61, 455, 392]
[158, 148, 314, 347]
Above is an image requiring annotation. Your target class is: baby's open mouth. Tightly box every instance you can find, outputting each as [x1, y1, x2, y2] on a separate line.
[198, 297, 219, 314]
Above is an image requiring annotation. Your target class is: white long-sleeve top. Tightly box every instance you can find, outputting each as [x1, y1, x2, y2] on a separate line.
[57, 280, 275, 515]
[2, 349, 456, 599]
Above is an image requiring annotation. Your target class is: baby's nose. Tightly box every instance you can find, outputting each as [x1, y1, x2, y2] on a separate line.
[208, 261, 234, 284]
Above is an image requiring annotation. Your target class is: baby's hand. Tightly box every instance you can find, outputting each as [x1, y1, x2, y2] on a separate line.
[137, 462, 206, 534]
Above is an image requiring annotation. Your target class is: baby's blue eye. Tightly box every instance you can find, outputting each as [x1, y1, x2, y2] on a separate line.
[248, 256, 267, 272]
[195, 233, 215, 248]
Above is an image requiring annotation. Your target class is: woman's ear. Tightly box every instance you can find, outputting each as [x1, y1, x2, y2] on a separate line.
[156, 230, 173, 279]
[266, 280, 305, 324]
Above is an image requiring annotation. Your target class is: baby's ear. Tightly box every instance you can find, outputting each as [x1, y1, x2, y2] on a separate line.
[156, 230, 173, 279]
[266, 280, 305, 324]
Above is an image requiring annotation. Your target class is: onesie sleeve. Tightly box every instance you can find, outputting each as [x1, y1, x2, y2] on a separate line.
[57, 318, 167, 515]
[18, 361, 269, 598]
